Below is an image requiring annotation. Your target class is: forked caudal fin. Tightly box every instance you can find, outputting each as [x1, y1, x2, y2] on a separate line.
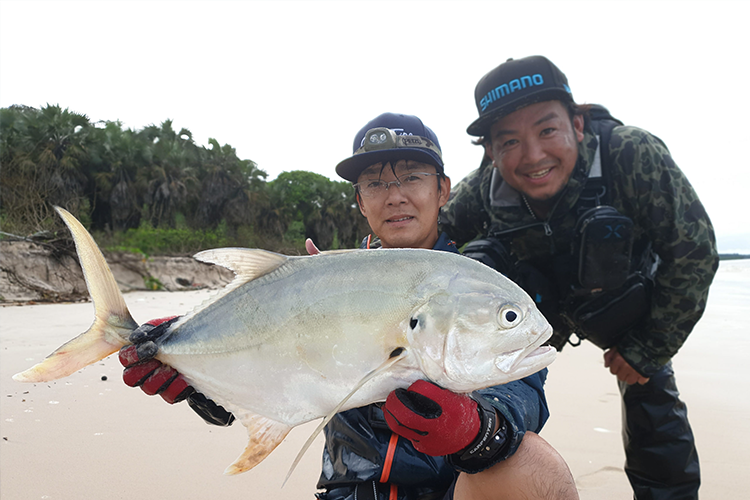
[12, 207, 138, 383]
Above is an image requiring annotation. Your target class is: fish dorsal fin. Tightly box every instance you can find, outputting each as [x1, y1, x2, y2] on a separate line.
[224, 413, 292, 475]
[194, 247, 288, 280]
[314, 248, 360, 256]
[283, 347, 409, 486]
[192, 248, 289, 303]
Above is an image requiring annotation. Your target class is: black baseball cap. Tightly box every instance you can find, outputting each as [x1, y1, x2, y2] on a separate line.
[467, 55, 574, 137]
[335, 112, 444, 183]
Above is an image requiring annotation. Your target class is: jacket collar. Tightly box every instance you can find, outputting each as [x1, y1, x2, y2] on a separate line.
[361, 231, 458, 253]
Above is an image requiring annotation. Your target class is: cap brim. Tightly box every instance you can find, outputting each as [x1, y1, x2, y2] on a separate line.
[466, 114, 499, 138]
[466, 90, 573, 137]
[335, 149, 443, 183]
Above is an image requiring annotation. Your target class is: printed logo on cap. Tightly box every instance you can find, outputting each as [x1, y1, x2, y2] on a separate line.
[480, 73, 545, 112]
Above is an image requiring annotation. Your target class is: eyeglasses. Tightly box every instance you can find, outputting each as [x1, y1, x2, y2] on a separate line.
[354, 172, 440, 199]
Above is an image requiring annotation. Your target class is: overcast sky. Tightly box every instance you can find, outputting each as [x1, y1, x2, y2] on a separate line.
[1, 0, 748, 252]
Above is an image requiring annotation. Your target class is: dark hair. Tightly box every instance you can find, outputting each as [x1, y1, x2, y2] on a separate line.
[471, 100, 592, 147]
[568, 101, 592, 122]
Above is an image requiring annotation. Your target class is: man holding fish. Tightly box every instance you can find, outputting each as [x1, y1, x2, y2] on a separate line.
[120, 113, 578, 499]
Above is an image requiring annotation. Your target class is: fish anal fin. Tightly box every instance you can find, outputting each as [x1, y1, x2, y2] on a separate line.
[225, 414, 291, 475]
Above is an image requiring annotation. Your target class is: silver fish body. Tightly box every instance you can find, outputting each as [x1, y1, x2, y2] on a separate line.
[14, 208, 556, 475]
[159, 248, 552, 425]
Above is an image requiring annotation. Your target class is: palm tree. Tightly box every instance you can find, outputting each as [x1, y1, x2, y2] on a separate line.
[266, 171, 369, 249]
[86, 122, 151, 230]
[0, 104, 90, 233]
[139, 120, 197, 227]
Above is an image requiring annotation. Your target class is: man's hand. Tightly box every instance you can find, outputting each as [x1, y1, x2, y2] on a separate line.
[119, 316, 235, 426]
[305, 238, 321, 255]
[383, 380, 482, 456]
[604, 347, 650, 385]
[119, 316, 193, 403]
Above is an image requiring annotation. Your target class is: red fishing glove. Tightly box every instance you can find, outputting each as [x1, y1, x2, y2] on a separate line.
[384, 380, 484, 456]
[119, 316, 193, 403]
[119, 316, 236, 426]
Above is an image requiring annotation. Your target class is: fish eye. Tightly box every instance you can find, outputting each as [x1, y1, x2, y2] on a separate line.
[497, 304, 522, 329]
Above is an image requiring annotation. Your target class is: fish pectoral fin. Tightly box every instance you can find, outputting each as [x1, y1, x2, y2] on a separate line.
[224, 414, 291, 475]
[283, 348, 410, 485]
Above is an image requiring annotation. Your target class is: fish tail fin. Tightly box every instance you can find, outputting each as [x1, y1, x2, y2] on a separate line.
[224, 415, 291, 475]
[13, 207, 138, 383]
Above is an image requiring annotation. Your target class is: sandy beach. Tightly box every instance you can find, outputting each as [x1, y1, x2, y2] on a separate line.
[2, 259, 748, 499]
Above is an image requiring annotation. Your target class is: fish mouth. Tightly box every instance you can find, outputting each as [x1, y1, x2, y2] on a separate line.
[495, 326, 555, 374]
[510, 344, 556, 372]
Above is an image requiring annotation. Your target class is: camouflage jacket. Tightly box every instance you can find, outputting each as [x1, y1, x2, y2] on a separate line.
[442, 121, 719, 377]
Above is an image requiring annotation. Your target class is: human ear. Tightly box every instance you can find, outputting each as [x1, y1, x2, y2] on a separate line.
[356, 192, 368, 217]
[438, 176, 452, 208]
[484, 141, 495, 164]
[573, 114, 585, 142]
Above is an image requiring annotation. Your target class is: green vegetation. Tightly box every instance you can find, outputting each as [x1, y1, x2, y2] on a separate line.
[143, 275, 165, 291]
[0, 104, 370, 254]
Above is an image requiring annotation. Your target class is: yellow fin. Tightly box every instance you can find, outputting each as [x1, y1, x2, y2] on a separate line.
[54, 207, 134, 328]
[13, 207, 137, 383]
[224, 414, 292, 475]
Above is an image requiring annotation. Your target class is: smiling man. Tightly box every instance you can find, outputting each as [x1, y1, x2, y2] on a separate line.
[442, 56, 719, 500]
[484, 100, 582, 212]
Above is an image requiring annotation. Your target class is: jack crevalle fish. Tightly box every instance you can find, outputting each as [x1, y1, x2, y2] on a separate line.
[14, 207, 556, 476]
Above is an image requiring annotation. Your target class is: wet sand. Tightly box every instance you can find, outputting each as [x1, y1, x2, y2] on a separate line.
[2, 260, 749, 499]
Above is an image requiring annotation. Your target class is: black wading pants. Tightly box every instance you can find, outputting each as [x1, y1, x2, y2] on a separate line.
[619, 361, 700, 500]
